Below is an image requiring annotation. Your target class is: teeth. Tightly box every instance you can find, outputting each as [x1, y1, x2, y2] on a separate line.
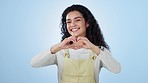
[71, 28, 79, 32]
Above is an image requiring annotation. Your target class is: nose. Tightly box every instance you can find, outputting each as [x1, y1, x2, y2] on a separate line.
[70, 21, 75, 27]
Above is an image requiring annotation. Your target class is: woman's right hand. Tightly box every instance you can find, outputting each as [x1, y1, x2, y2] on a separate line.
[50, 36, 76, 54]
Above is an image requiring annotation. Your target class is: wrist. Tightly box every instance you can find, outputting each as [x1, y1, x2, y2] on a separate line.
[91, 45, 100, 55]
[50, 44, 62, 54]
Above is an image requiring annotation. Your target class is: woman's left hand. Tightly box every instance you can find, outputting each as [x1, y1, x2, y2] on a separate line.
[76, 37, 100, 55]
[76, 37, 94, 49]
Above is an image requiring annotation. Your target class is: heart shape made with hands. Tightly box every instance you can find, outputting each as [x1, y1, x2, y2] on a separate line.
[68, 40, 84, 49]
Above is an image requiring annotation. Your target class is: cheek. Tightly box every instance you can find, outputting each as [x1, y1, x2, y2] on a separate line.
[66, 26, 71, 33]
[79, 22, 86, 28]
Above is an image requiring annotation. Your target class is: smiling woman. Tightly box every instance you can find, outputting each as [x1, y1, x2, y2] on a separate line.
[66, 11, 88, 37]
[31, 4, 121, 83]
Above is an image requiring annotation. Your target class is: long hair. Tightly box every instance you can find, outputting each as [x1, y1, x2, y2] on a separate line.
[60, 4, 110, 50]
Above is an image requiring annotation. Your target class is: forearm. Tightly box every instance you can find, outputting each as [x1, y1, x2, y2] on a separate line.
[50, 44, 62, 54]
[31, 50, 56, 67]
[99, 47, 121, 74]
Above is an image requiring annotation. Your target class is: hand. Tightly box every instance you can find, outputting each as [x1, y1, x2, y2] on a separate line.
[59, 36, 77, 49]
[60, 36, 95, 50]
[50, 36, 77, 54]
[76, 37, 100, 55]
[50, 36, 100, 55]
[76, 37, 94, 49]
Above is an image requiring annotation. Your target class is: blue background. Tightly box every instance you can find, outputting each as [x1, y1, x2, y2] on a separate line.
[0, 0, 148, 83]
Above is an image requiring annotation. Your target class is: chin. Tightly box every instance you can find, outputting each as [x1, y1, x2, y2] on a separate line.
[73, 34, 79, 37]
[70, 33, 78, 36]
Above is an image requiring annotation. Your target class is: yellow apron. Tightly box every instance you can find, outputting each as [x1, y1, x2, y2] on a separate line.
[61, 49, 96, 83]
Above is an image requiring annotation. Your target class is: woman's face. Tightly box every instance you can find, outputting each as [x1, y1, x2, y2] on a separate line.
[66, 11, 89, 37]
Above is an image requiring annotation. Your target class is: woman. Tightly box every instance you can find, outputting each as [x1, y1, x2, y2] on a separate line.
[31, 4, 121, 83]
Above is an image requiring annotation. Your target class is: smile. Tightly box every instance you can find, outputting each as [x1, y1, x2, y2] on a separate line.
[71, 28, 80, 32]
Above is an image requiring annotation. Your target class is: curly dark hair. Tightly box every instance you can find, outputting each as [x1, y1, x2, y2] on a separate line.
[60, 4, 110, 50]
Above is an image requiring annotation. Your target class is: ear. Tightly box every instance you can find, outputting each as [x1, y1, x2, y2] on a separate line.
[86, 22, 89, 28]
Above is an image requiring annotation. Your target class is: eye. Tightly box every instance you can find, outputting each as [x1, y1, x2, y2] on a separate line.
[66, 21, 71, 24]
[75, 19, 81, 22]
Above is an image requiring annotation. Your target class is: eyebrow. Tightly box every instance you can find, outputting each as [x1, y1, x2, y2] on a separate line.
[66, 16, 83, 21]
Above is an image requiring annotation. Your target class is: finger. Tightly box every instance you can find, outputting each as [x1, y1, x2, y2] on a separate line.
[64, 38, 74, 45]
[77, 38, 88, 45]
[68, 36, 77, 43]
[77, 37, 88, 42]
[77, 37, 93, 49]
[77, 36, 83, 41]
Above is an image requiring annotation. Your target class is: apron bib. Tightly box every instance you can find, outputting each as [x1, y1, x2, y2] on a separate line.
[61, 49, 96, 83]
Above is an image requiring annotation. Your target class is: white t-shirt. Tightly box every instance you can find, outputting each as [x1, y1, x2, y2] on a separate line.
[31, 46, 121, 83]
